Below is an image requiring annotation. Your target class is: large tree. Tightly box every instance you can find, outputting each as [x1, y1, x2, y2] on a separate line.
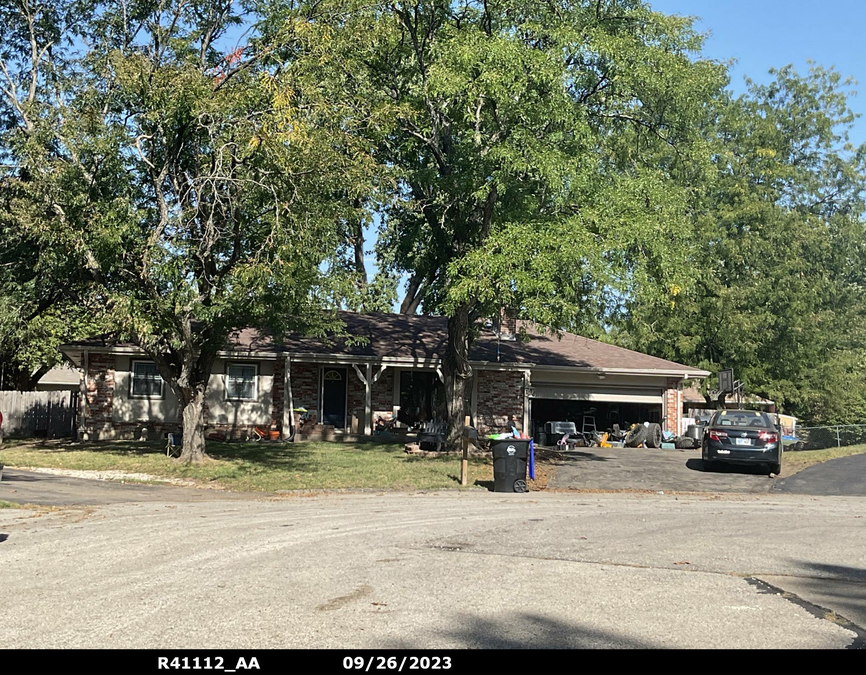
[620, 65, 866, 423]
[0, 0, 365, 460]
[279, 0, 727, 448]
[0, 0, 107, 389]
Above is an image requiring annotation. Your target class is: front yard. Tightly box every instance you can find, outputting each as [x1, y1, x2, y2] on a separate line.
[0, 439, 516, 493]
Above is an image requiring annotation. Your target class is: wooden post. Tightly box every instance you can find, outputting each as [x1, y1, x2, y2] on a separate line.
[461, 414, 470, 486]
[365, 363, 373, 436]
[284, 355, 293, 437]
[77, 349, 89, 441]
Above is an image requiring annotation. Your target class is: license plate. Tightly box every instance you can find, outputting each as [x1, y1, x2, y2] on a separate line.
[735, 437, 752, 446]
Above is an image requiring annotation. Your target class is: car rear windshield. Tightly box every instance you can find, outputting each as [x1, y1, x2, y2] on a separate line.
[713, 411, 772, 428]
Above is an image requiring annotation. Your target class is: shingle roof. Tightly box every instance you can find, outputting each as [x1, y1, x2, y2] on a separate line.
[63, 311, 707, 374]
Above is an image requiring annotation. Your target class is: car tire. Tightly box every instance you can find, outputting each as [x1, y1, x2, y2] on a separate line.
[769, 461, 782, 476]
[645, 423, 662, 448]
[624, 424, 648, 448]
[675, 437, 695, 449]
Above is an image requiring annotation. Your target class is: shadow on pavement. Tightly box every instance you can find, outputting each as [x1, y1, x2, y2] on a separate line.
[400, 613, 653, 649]
[685, 458, 769, 476]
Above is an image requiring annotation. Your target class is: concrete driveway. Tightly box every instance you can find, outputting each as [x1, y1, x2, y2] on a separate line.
[1, 490, 863, 649]
[548, 445, 777, 493]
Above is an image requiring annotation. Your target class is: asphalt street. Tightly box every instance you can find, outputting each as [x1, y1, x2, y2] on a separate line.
[776, 453, 866, 496]
[1, 489, 864, 649]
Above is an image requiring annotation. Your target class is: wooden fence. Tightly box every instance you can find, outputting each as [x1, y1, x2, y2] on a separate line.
[0, 391, 79, 438]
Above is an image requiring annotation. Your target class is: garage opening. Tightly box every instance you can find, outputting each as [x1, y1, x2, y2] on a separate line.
[529, 383, 664, 445]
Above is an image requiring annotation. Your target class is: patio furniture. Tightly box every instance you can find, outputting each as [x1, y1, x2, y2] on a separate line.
[417, 419, 447, 452]
[166, 433, 182, 457]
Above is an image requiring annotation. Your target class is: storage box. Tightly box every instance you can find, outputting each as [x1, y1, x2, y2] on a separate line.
[661, 442, 676, 449]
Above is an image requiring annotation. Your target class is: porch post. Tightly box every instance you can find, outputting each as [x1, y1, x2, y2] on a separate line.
[392, 367, 401, 421]
[282, 355, 293, 440]
[77, 349, 89, 441]
[364, 363, 373, 436]
[470, 369, 478, 428]
[522, 370, 531, 436]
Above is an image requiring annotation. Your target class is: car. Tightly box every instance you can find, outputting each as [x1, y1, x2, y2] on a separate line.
[701, 409, 782, 475]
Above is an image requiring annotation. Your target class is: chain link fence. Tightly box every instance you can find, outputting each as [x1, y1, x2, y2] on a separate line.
[789, 424, 866, 451]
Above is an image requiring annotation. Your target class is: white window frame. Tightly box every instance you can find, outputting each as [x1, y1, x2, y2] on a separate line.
[226, 362, 259, 401]
[130, 360, 164, 399]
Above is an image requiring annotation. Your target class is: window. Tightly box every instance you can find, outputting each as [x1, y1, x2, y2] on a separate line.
[131, 361, 164, 398]
[226, 364, 258, 400]
[713, 411, 771, 428]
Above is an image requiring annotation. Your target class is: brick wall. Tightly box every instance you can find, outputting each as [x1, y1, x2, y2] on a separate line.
[290, 362, 319, 413]
[347, 367, 365, 420]
[271, 359, 285, 429]
[664, 378, 683, 434]
[84, 353, 116, 439]
[371, 368, 394, 419]
[475, 369, 525, 436]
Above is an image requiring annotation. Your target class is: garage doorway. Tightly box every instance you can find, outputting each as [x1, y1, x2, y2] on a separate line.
[530, 399, 662, 444]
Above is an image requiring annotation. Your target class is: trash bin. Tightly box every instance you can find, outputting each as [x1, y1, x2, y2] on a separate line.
[490, 438, 530, 493]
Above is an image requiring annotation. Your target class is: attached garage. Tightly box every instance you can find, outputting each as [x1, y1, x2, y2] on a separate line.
[528, 374, 666, 443]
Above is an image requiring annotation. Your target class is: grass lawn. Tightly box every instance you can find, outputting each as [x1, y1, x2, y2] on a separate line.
[782, 443, 866, 476]
[0, 499, 21, 509]
[0, 439, 505, 493]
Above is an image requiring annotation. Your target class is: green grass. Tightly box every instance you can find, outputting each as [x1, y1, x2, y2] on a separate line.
[0, 499, 21, 509]
[0, 440, 495, 493]
[782, 443, 866, 476]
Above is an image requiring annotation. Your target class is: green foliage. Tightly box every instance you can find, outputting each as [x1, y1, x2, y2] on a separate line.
[620, 65, 866, 424]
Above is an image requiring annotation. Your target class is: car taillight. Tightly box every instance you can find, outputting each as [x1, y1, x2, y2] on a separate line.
[759, 431, 779, 443]
[709, 429, 727, 441]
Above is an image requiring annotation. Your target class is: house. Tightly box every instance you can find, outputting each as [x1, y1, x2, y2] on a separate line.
[59, 312, 709, 443]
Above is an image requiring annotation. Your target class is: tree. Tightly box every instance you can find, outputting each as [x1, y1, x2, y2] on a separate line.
[0, 0, 107, 389]
[620, 65, 866, 423]
[1, 0, 364, 460]
[279, 0, 728, 448]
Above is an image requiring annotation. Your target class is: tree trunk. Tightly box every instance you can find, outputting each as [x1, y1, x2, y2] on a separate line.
[178, 385, 208, 463]
[442, 305, 472, 451]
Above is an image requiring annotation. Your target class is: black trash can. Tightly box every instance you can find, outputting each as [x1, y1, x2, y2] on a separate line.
[490, 438, 530, 493]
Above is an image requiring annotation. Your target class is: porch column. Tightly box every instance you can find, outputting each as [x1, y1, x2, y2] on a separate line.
[470, 370, 478, 428]
[77, 349, 89, 441]
[392, 368, 401, 421]
[522, 370, 531, 435]
[364, 363, 373, 436]
[282, 355, 293, 440]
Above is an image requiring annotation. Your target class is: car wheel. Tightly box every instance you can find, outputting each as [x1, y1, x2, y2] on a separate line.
[624, 424, 648, 448]
[769, 461, 782, 476]
[646, 423, 662, 448]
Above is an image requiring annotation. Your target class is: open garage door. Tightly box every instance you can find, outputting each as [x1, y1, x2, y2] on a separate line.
[529, 384, 663, 404]
[528, 384, 664, 445]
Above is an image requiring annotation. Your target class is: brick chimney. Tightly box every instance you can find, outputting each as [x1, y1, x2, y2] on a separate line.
[498, 307, 518, 341]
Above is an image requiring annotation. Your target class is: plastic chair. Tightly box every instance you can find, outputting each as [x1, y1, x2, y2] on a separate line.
[166, 433, 183, 457]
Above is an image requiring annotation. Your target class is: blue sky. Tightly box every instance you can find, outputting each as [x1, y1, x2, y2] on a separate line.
[651, 0, 866, 145]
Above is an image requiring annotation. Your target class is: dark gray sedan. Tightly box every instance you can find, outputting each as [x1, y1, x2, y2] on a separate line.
[702, 409, 782, 475]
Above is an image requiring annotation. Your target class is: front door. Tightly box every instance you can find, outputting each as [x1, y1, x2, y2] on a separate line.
[322, 368, 347, 428]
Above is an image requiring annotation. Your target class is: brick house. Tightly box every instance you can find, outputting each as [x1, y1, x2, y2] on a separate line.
[60, 312, 708, 442]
